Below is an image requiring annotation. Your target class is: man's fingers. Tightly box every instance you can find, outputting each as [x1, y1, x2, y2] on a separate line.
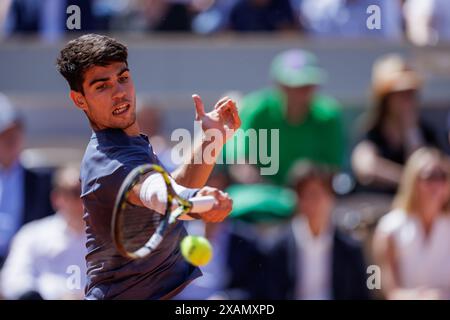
[192, 94, 206, 121]
[212, 195, 232, 212]
[229, 102, 241, 129]
[217, 100, 241, 130]
[216, 99, 233, 114]
[205, 206, 231, 223]
[214, 96, 230, 110]
[216, 190, 228, 201]
[196, 187, 232, 223]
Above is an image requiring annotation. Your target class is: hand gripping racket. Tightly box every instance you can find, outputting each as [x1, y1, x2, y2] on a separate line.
[111, 164, 215, 259]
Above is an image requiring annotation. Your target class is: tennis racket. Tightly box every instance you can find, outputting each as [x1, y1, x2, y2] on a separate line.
[111, 164, 215, 259]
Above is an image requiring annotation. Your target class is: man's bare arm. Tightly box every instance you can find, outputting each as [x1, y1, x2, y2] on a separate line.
[172, 94, 240, 188]
[126, 172, 232, 223]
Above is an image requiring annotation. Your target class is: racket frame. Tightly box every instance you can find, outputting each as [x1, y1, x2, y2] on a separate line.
[111, 164, 194, 259]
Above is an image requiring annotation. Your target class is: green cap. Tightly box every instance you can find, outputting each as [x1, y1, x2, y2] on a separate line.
[270, 49, 326, 87]
[226, 184, 297, 223]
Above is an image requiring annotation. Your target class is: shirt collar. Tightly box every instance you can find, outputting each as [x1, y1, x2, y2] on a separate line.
[291, 215, 333, 250]
[91, 128, 149, 146]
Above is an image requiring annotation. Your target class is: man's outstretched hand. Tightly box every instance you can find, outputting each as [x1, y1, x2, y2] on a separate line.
[192, 94, 241, 144]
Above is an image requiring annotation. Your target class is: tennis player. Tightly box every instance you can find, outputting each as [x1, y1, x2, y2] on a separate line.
[56, 34, 240, 299]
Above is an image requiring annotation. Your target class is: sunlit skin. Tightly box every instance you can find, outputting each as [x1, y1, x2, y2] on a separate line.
[70, 61, 139, 136]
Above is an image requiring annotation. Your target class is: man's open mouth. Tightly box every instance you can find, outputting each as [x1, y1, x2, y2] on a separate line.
[112, 103, 130, 115]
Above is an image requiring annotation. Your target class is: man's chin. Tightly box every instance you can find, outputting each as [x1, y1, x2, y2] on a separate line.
[117, 118, 137, 131]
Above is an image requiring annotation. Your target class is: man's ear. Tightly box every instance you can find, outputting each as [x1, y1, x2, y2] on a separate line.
[70, 90, 87, 111]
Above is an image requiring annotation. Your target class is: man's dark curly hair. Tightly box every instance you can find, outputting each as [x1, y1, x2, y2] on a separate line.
[56, 34, 128, 93]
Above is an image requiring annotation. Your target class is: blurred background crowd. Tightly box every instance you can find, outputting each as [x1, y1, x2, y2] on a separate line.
[0, 0, 450, 300]
[0, 0, 450, 45]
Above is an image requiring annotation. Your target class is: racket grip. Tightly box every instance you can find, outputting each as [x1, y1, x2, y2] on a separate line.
[190, 196, 215, 213]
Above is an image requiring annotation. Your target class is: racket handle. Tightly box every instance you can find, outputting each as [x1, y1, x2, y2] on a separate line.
[190, 196, 215, 213]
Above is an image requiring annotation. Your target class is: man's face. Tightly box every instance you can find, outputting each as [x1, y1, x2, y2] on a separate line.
[0, 123, 24, 168]
[71, 61, 136, 131]
[280, 84, 316, 110]
[297, 178, 334, 223]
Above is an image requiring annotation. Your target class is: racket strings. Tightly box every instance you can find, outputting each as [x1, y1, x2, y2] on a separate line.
[120, 206, 163, 252]
[112, 164, 191, 258]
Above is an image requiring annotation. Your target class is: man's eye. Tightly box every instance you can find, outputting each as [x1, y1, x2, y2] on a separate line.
[96, 84, 107, 91]
[119, 76, 129, 83]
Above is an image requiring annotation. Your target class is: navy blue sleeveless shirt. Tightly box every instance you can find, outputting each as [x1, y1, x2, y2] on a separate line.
[80, 128, 201, 299]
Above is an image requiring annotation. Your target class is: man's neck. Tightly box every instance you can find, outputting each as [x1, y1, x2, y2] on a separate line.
[306, 217, 330, 238]
[91, 122, 141, 137]
[285, 102, 309, 124]
[123, 123, 141, 136]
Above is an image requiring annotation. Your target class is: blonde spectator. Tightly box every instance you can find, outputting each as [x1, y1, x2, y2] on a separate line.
[373, 148, 450, 299]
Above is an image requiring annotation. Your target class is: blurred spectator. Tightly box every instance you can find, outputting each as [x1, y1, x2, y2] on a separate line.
[229, 0, 297, 32]
[174, 220, 233, 300]
[175, 169, 298, 300]
[404, 0, 450, 46]
[174, 181, 298, 300]
[222, 183, 297, 299]
[191, 0, 239, 34]
[292, 0, 402, 39]
[118, 0, 193, 32]
[352, 54, 445, 193]
[373, 148, 450, 299]
[230, 49, 344, 185]
[448, 111, 450, 146]
[149, 0, 193, 32]
[136, 97, 176, 172]
[0, 164, 86, 300]
[0, 0, 12, 39]
[3, 0, 95, 41]
[269, 161, 369, 299]
[0, 93, 52, 266]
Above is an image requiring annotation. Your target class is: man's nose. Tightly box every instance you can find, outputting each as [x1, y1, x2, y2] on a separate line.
[112, 83, 127, 101]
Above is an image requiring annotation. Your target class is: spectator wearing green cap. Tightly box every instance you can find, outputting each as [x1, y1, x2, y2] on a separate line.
[229, 49, 345, 185]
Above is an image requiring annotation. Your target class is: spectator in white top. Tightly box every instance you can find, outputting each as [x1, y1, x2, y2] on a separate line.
[373, 147, 450, 299]
[0, 164, 86, 300]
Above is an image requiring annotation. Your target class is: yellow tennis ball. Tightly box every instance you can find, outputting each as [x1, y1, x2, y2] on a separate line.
[180, 235, 213, 267]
